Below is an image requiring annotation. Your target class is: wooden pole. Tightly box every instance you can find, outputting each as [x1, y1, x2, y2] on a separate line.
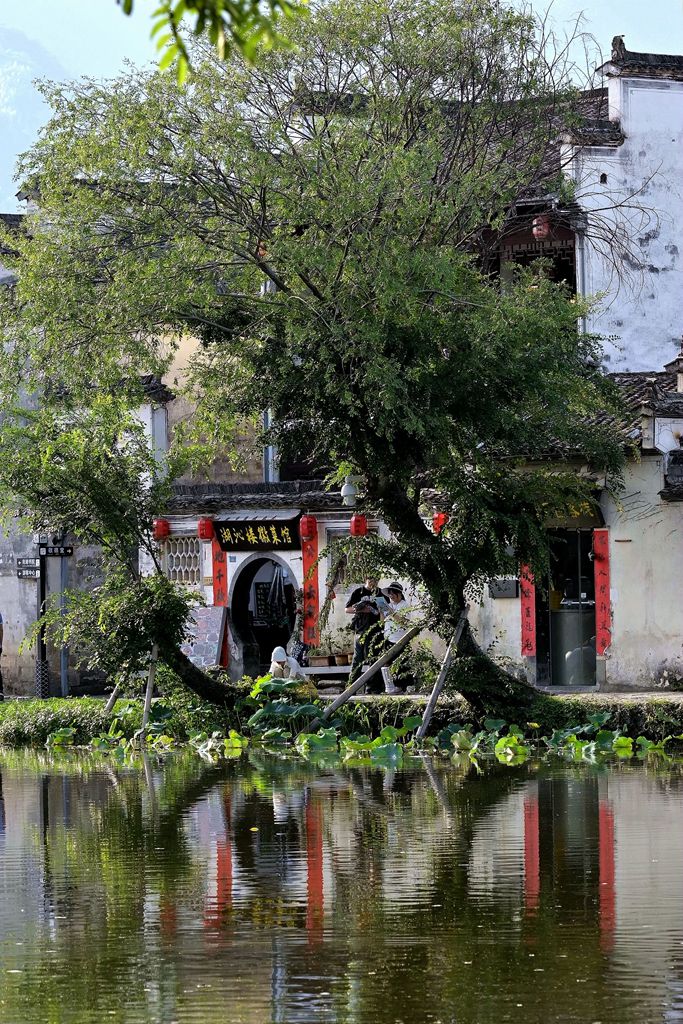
[141, 643, 159, 730]
[104, 682, 121, 714]
[415, 608, 469, 741]
[302, 623, 422, 733]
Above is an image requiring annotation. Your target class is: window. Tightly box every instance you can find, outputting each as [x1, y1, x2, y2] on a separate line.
[164, 535, 201, 586]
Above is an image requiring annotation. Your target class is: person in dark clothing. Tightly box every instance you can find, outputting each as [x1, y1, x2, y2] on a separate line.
[345, 579, 387, 693]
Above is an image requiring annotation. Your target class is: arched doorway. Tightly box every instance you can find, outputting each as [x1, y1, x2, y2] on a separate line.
[230, 557, 298, 678]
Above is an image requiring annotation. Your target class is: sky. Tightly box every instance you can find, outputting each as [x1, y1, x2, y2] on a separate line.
[0, 0, 682, 210]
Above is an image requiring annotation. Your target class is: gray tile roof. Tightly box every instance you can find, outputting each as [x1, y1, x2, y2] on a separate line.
[582, 371, 682, 454]
[165, 373, 683, 516]
[166, 480, 343, 514]
[600, 39, 683, 80]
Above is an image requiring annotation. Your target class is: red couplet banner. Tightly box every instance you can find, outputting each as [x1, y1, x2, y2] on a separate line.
[592, 529, 611, 655]
[520, 565, 536, 657]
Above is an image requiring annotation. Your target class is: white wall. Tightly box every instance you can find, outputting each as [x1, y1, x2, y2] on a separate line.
[471, 457, 683, 690]
[601, 456, 683, 688]
[573, 74, 683, 371]
[469, 580, 522, 673]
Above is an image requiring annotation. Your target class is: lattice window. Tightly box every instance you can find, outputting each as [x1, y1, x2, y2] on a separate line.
[165, 535, 201, 586]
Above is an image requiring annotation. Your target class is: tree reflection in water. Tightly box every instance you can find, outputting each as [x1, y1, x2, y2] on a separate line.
[0, 750, 683, 1023]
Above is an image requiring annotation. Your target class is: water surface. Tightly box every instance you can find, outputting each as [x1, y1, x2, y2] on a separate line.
[0, 749, 682, 1023]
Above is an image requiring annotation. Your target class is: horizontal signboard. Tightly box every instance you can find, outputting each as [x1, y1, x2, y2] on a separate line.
[214, 516, 300, 552]
[18, 567, 40, 579]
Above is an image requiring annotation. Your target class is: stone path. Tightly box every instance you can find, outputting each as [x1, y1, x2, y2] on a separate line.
[316, 689, 683, 703]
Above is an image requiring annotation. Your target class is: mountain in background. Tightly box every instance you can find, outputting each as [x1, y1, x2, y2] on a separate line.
[0, 27, 66, 212]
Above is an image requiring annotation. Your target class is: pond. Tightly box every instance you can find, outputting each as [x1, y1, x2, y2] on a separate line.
[0, 750, 682, 1024]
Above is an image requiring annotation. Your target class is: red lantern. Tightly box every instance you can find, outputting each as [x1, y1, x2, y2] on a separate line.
[531, 214, 551, 240]
[350, 513, 368, 537]
[299, 514, 318, 543]
[197, 518, 214, 540]
[433, 512, 449, 535]
[152, 518, 171, 541]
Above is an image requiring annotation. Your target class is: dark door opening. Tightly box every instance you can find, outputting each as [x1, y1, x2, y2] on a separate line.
[230, 558, 297, 678]
[536, 530, 596, 687]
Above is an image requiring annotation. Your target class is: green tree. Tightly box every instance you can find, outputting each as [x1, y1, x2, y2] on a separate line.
[0, 398, 232, 704]
[0, 0, 629, 711]
[119, 0, 307, 78]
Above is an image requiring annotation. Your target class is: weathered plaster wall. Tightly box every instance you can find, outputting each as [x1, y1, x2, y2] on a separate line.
[600, 456, 683, 688]
[468, 581, 522, 674]
[163, 335, 264, 485]
[0, 527, 41, 694]
[573, 75, 683, 371]
[471, 458, 683, 690]
[0, 525, 102, 696]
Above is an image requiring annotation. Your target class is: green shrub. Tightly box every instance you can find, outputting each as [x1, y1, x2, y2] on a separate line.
[2, 679, 683, 749]
[0, 698, 139, 747]
[154, 664, 251, 737]
[525, 694, 683, 743]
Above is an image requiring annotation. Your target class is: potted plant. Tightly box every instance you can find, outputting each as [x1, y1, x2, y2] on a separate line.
[332, 627, 354, 665]
[320, 630, 337, 665]
[307, 646, 330, 668]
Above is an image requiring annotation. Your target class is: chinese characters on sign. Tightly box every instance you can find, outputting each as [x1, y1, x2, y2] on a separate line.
[519, 565, 537, 657]
[592, 529, 611, 655]
[214, 517, 300, 552]
[212, 542, 228, 607]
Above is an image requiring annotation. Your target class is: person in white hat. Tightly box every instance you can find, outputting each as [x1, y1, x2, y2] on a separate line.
[381, 583, 413, 694]
[269, 645, 307, 681]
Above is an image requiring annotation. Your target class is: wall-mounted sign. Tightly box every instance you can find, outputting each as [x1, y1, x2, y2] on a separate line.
[214, 516, 300, 552]
[489, 578, 520, 599]
[18, 567, 40, 580]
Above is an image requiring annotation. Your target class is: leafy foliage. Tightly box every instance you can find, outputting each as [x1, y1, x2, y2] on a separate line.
[0, 400, 227, 698]
[120, 0, 307, 80]
[0, 0, 633, 707]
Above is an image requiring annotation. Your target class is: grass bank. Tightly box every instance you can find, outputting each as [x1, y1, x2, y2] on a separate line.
[2, 683, 683, 747]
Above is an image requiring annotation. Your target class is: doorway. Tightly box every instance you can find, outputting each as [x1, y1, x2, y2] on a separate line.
[230, 558, 297, 678]
[535, 530, 596, 687]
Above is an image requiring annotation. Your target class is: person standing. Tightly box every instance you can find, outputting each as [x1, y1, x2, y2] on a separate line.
[381, 583, 414, 694]
[345, 578, 386, 693]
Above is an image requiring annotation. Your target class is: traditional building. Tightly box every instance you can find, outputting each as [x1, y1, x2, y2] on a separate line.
[150, 41, 683, 692]
[2, 39, 681, 694]
[148, 479, 388, 680]
[470, 41, 683, 689]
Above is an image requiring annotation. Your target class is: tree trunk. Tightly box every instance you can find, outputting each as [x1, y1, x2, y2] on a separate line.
[160, 646, 237, 707]
[104, 682, 121, 714]
[449, 613, 536, 718]
[364, 473, 537, 718]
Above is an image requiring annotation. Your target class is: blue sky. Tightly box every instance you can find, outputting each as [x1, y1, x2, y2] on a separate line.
[1, 0, 682, 209]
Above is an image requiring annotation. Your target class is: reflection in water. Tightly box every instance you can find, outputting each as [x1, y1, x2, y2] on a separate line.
[0, 751, 682, 1023]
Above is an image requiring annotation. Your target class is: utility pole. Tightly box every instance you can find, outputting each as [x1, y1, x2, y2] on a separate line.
[34, 534, 49, 698]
